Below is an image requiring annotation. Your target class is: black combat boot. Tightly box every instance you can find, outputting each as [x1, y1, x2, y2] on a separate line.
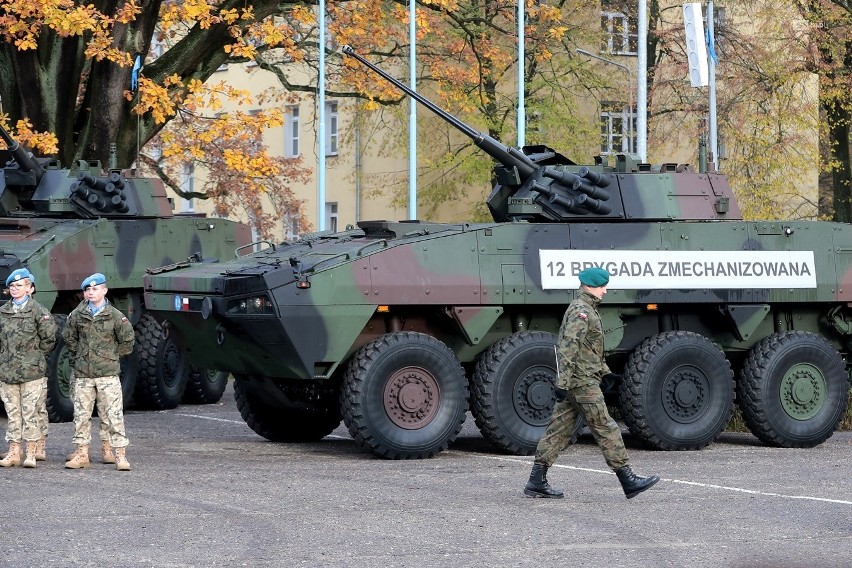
[524, 464, 564, 498]
[615, 465, 660, 499]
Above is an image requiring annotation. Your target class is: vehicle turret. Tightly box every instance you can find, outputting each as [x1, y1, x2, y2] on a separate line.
[343, 45, 741, 223]
[0, 124, 173, 218]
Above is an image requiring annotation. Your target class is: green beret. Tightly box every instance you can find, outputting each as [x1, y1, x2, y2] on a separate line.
[578, 267, 610, 287]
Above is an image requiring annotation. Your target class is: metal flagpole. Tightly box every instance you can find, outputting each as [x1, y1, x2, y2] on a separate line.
[637, 0, 647, 162]
[517, 0, 525, 148]
[409, 0, 417, 219]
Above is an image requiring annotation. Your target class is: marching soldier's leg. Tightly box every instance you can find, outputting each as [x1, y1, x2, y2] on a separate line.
[524, 401, 580, 498]
[574, 385, 659, 499]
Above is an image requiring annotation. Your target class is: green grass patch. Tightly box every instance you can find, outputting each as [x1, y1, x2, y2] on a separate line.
[727, 388, 852, 432]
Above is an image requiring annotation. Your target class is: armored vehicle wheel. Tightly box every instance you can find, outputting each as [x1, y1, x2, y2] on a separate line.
[233, 376, 341, 442]
[133, 313, 189, 410]
[738, 331, 849, 448]
[620, 331, 734, 450]
[183, 367, 229, 404]
[471, 331, 567, 455]
[47, 313, 137, 422]
[341, 332, 468, 459]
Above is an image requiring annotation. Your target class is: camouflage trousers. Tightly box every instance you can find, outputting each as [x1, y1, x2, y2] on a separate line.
[534, 383, 629, 470]
[68, 374, 110, 443]
[71, 375, 128, 448]
[0, 378, 48, 443]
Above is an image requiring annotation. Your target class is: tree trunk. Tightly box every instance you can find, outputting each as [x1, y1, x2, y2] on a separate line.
[825, 98, 852, 223]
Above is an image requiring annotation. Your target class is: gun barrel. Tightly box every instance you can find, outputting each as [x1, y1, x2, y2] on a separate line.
[0, 123, 43, 177]
[342, 46, 538, 180]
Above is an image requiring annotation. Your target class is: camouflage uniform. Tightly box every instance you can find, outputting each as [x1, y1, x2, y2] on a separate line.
[534, 289, 629, 470]
[0, 297, 57, 443]
[63, 300, 135, 448]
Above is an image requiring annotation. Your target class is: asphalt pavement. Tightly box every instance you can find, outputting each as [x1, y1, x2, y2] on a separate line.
[1, 382, 850, 568]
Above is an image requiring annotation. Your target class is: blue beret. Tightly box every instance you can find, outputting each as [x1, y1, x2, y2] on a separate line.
[6, 268, 34, 287]
[578, 267, 610, 287]
[81, 273, 107, 290]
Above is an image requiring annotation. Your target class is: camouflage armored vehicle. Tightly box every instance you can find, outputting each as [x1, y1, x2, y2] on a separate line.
[0, 126, 250, 421]
[143, 48, 851, 459]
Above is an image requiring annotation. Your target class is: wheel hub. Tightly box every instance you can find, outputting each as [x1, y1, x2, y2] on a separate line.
[780, 363, 826, 420]
[513, 367, 555, 427]
[163, 342, 182, 388]
[662, 366, 708, 424]
[384, 367, 440, 430]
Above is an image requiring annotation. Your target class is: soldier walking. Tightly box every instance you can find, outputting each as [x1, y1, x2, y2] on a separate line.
[524, 267, 660, 499]
[63, 273, 135, 471]
[0, 268, 57, 468]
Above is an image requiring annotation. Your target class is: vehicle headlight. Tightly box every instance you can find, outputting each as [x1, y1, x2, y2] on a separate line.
[226, 294, 275, 315]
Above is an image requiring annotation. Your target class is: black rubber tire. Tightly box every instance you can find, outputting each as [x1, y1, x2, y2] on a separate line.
[133, 313, 189, 410]
[183, 367, 229, 404]
[341, 332, 468, 459]
[47, 313, 137, 422]
[234, 376, 342, 442]
[46, 314, 73, 422]
[470, 331, 561, 455]
[620, 330, 734, 450]
[738, 331, 850, 448]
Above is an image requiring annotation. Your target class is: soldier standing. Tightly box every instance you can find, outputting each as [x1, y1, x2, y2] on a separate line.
[0, 268, 57, 468]
[524, 267, 660, 499]
[63, 273, 135, 471]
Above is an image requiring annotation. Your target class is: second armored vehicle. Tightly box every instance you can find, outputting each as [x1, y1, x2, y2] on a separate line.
[0, 127, 250, 420]
[143, 49, 850, 459]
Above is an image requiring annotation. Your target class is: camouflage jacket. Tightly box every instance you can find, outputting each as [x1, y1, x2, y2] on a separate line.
[555, 289, 611, 390]
[0, 297, 57, 384]
[63, 300, 135, 378]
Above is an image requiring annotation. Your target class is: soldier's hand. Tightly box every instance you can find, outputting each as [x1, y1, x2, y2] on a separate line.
[553, 387, 569, 402]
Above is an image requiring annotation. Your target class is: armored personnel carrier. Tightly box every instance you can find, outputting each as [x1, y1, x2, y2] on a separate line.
[0, 126, 250, 420]
[144, 48, 851, 459]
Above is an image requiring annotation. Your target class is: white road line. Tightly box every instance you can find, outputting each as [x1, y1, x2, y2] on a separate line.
[473, 453, 852, 505]
[175, 413, 246, 425]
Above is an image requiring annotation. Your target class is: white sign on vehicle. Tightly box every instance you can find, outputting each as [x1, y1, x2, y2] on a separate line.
[539, 250, 817, 290]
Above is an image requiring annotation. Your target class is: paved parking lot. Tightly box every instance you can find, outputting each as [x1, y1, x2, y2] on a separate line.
[1, 382, 850, 567]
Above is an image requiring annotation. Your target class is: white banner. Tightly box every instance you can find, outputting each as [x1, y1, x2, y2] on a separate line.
[539, 250, 817, 290]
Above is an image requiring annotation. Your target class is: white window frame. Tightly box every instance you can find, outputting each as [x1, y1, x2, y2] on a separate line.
[284, 212, 300, 241]
[285, 105, 300, 158]
[325, 101, 338, 156]
[599, 102, 635, 156]
[325, 202, 338, 233]
[601, 3, 637, 56]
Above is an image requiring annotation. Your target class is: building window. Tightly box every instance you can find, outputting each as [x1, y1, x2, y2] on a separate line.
[599, 102, 635, 156]
[601, 1, 637, 55]
[285, 106, 300, 158]
[181, 163, 195, 212]
[284, 213, 300, 241]
[325, 202, 338, 233]
[326, 101, 338, 156]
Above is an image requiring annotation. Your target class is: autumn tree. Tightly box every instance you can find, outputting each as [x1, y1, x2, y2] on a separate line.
[0, 0, 321, 236]
[793, 0, 852, 222]
[643, 1, 821, 221]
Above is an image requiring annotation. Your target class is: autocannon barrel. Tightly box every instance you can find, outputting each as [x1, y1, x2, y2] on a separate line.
[342, 46, 539, 182]
[0, 123, 44, 179]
